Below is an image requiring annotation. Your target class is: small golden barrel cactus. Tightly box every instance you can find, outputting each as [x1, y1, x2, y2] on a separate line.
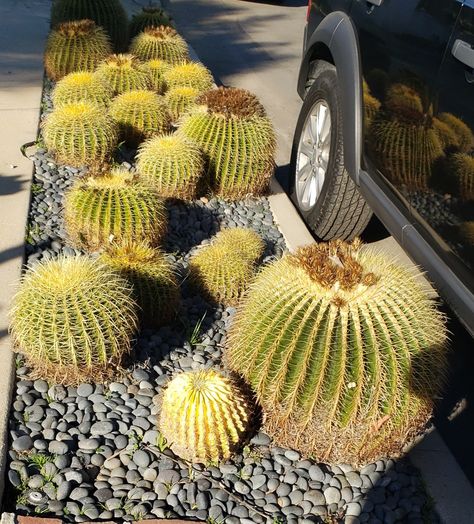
[158, 369, 250, 462]
[450, 152, 474, 201]
[101, 241, 180, 326]
[437, 113, 474, 153]
[52, 71, 113, 108]
[178, 87, 276, 198]
[137, 133, 204, 199]
[164, 86, 200, 121]
[109, 89, 171, 146]
[143, 59, 171, 93]
[64, 168, 167, 250]
[44, 19, 112, 81]
[130, 26, 189, 63]
[9, 256, 138, 384]
[94, 54, 152, 96]
[226, 240, 448, 466]
[385, 83, 424, 119]
[433, 117, 460, 151]
[43, 101, 118, 167]
[129, 6, 172, 38]
[163, 62, 214, 92]
[189, 228, 264, 304]
[51, 0, 129, 51]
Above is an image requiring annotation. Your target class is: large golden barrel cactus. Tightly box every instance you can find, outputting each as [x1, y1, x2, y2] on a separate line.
[130, 26, 189, 63]
[44, 19, 112, 81]
[101, 241, 180, 327]
[142, 59, 171, 93]
[109, 89, 171, 146]
[64, 169, 167, 250]
[437, 112, 474, 153]
[178, 87, 276, 198]
[165, 87, 200, 121]
[51, 0, 129, 51]
[226, 240, 448, 466]
[158, 370, 250, 462]
[43, 101, 118, 167]
[163, 62, 214, 92]
[129, 6, 172, 38]
[9, 256, 138, 384]
[94, 54, 152, 96]
[137, 133, 204, 199]
[449, 152, 474, 201]
[189, 228, 264, 304]
[52, 71, 113, 108]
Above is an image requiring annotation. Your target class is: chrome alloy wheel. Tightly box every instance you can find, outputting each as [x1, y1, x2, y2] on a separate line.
[295, 100, 331, 211]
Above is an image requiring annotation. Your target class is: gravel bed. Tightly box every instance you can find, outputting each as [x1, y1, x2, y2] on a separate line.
[5, 81, 440, 524]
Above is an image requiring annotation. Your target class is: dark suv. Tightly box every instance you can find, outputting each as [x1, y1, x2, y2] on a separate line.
[291, 0, 474, 335]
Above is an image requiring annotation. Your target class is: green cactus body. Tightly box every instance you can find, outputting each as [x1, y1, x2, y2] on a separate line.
[385, 83, 424, 119]
[64, 169, 167, 250]
[43, 101, 118, 167]
[450, 152, 474, 201]
[226, 240, 447, 465]
[189, 228, 264, 304]
[136, 133, 204, 199]
[164, 86, 199, 121]
[362, 80, 381, 129]
[94, 54, 152, 96]
[9, 255, 138, 384]
[159, 369, 250, 462]
[130, 26, 189, 63]
[45, 19, 112, 81]
[51, 0, 129, 51]
[433, 117, 460, 151]
[109, 89, 171, 146]
[52, 71, 113, 108]
[438, 113, 474, 153]
[163, 62, 214, 92]
[178, 88, 276, 198]
[129, 6, 172, 38]
[368, 116, 444, 191]
[101, 241, 179, 327]
[143, 59, 171, 93]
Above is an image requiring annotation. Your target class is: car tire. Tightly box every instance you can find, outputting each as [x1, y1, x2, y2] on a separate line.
[290, 61, 372, 241]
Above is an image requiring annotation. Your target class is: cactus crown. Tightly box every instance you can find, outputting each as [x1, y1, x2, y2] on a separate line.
[95, 53, 152, 95]
[158, 369, 250, 462]
[52, 71, 113, 108]
[130, 25, 189, 63]
[143, 25, 178, 39]
[163, 61, 214, 92]
[165, 86, 199, 120]
[197, 87, 266, 118]
[56, 18, 96, 36]
[214, 228, 265, 262]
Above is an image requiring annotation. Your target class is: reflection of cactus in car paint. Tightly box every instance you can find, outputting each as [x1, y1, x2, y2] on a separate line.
[163, 62, 214, 92]
[45, 20, 112, 80]
[142, 59, 170, 93]
[366, 68, 390, 100]
[438, 113, 474, 153]
[129, 6, 172, 38]
[52, 71, 113, 108]
[165, 86, 200, 121]
[362, 80, 380, 128]
[450, 153, 474, 201]
[458, 221, 474, 245]
[385, 83, 424, 120]
[226, 240, 448, 466]
[94, 54, 152, 96]
[130, 26, 189, 63]
[51, 0, 129, 51]
[433, 117, 460, 151]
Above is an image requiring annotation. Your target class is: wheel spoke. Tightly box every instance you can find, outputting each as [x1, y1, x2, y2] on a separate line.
[309, 114, 318, 143]
[298, 162, 312, 183]
[302, 172, 314, 205]
[299, 141, 313, 158]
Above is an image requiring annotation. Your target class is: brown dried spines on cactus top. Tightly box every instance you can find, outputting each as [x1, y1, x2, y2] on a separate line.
[197, 87, 267, 118]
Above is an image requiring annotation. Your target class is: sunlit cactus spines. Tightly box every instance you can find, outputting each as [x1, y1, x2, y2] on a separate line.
[9, 255, 138, 384]
[51, 0, 129, 51]
[163, 61, 214, 92]
[158, 369, 250, 462]
[43, 101, 118, 167]
[94, 54, 152, 96]
[450, 152, 474, 201]
[142, 59, 171, 93]
[226, 240, 448, 465]
[52, 71, 113, 108]
[44, 19, 112, 80]
[101, 241, 180, 327]
[214, 228, 265, 263]
[129, 6, 173, 38]
[109, 89, 171, 146]
[130, 26, 189, 63]
[136, 133, 204, 199]
[438, 113, 474, 153]
[165, 86, 200, 121]
[178, 87, 276, 198]
[64, 168, 167, 250]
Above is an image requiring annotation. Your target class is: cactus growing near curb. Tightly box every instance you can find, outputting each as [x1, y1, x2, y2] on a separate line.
[158, 369, 250, 462]
[94, 54, 152, 96]
[163, 62, 214, 92]
[226, 240, 447, 465]
[189, 228, 264, 304]
[450, 152, 474, 201]
[9, 256, 138, 384]
[109, 90, 171, 146]
[43, 101, 118, 167]
[51, 0, 129, 51]
[52, 71, 113, 108]
[143, 59, 170, 93]
[130, 26, 189, 63]
[137, 133, 204, 199]
[44, 20, 112, 80]
[129, 6, 172, 38]
[64, 169, 167, 250]
[178, 87, 276, 198]
[164, 86, 200, 121]
[437, 113, 474, 153]
[101, 241, 179, 326]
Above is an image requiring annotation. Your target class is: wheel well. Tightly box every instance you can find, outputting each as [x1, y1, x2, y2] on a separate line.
[308, 43, 334, 70]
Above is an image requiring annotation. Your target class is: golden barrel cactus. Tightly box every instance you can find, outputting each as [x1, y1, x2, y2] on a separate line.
[158, 369, 250, 462]
[165, 86, 200, 121]
[226, 240, 448, 465]
[143, 59, 171, 93]
[130, 26, 189, 63]
[450, 152, 474, 201]
[437, 113, 474, 153]
[52, 71, 113, 108]
[94, 54, 152, 96]
[163, 62, 214, 92]
[129, 6, 172, 38]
